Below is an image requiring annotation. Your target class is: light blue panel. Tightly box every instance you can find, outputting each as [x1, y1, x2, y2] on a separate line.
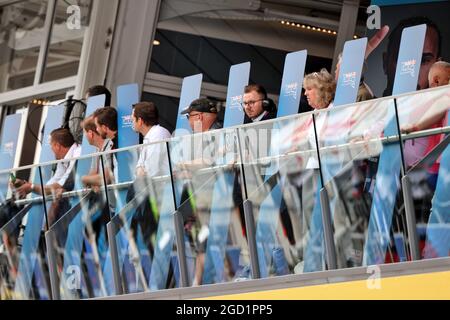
[40, 105, 66, 162]
[0, 114, 23, 202]
[116, 83, 139, 183]
[277, 50, 307, 118]
[334, 38, 368, 107]
[174, 74, 203, 136]
[223, 62, 250, 128]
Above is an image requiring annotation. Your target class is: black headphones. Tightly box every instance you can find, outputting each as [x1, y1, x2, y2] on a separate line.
[262, 97, 276, 113]
[207, 101, 219, 113]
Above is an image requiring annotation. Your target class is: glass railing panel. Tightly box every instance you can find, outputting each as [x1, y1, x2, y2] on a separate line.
[397, 85, 450, 260]
[45, 151, 112, 300]
[315, 97, 409, 270]
[238, 113, 319, 277]
[168, 127, 248, 286]
[0, 166, 51, 300]
[107, 142, 178, 294]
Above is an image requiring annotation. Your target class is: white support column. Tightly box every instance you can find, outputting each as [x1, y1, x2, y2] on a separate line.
[331, 0, 360, 75]
[105, 0, 162, 106]
[34, 0, 57, 85]
[73, 0, 120, 100]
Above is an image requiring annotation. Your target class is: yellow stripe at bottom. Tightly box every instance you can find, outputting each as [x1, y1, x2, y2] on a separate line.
[201, 271, 450, 300]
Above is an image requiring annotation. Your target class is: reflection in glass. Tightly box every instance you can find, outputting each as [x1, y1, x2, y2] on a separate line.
[397, 86, 450, 259]
[169, 128, 249, 286]
[0, 0, 48, 92]
[239, 114, 321, 277]
[43, 0, 93, 82]
[0, 167, 51, 300]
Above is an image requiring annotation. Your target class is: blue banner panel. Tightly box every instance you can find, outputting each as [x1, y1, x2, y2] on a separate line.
[36, 104, 66, 187]
[174, 74, 203, 136]
[0, 114, 23, 201]
[116, 83, 139, 182]
[223, 62, 251, 128]
[0, 113, 22, 170]
[40, 105, 66, 162]
[334, 38, 368, 107]
[363, 24, 426, 266]
[277, 50, 307, 118]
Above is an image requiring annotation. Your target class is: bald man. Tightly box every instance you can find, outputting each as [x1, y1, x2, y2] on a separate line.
[428, 61, 450, 88]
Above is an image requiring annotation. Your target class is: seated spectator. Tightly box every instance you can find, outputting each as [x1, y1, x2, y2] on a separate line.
[428, 61, 450, 88]
[91, 107, 119, 216]
[242, 84, 277, 124]
[181, 98, 223, 133]
[80, 116, 106, 189]
[92, 107, 118, 186]
[401, 61, 450, 192]
[132, 101, 172, 178]
[402, 61, 450, 134]
[13, 128, 81, 226]
[125, 101, 172, 260]
[178, 98, 224, 285]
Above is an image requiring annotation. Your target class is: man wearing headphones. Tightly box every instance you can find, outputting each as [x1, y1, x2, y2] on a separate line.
[242, 84, 277, 124]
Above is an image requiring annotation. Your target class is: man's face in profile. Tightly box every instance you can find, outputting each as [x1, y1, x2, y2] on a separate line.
[417, 27, 440, 90]
[384, 25, 440, 92]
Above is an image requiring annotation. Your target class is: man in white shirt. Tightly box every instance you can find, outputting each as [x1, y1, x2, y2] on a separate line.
[132, 101, 171, 177]
[14, 128, 81, 225]
[80, 116, 106, 187]
[15, 128, 81, 197]
[127, 102, 171, 255]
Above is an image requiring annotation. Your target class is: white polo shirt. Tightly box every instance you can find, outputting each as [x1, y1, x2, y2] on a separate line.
[46, 143, 81, 187]
[136, 125, 172, 177]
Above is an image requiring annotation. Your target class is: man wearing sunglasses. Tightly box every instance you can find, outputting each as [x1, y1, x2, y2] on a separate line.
[181, 98, 223, 133]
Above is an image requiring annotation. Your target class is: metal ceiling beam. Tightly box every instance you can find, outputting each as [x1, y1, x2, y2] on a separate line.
[262, 0, 343, 14]
[159, 0, 261, 21]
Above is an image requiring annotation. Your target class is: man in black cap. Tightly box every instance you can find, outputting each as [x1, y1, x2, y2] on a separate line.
[181, 98, 223, 133]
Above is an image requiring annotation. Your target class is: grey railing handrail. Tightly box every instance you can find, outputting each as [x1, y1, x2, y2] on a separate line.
[8, 124, 450, 207]
[1, 84, 449, 176]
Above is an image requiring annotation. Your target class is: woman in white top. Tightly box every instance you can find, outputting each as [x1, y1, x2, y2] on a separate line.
[291, 69, 336, 170]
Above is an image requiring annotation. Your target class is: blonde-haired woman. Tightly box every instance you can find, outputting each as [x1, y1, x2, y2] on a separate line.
[281, 69, 336, 273]
[303, 68, 336, 110]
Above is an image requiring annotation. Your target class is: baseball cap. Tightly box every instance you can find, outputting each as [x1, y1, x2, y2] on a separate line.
[180, 98, 218, 115]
